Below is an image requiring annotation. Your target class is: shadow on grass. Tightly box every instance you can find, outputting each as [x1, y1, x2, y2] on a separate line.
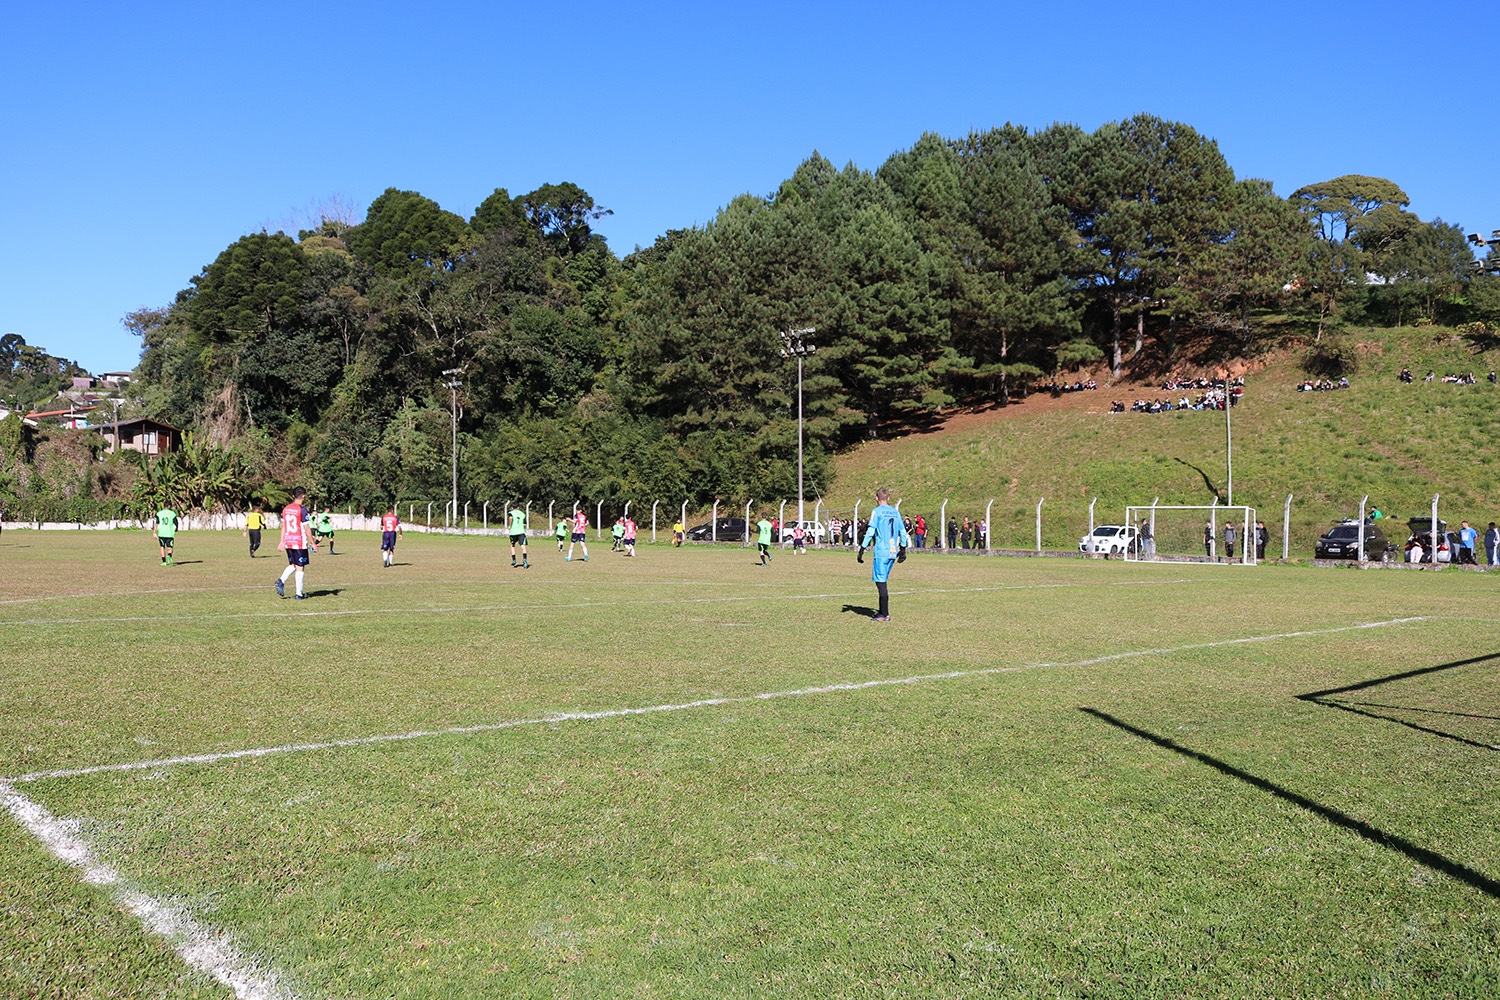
[841, 604, 878, 618]
[1297, 652, 1500, 752]
[1171, 457, 1223, 503]
[303, 588, 344, 598]
[1079, 706, 1500, 899]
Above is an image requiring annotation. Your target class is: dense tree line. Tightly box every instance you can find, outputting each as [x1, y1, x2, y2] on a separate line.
[46, 115, 1500, 515]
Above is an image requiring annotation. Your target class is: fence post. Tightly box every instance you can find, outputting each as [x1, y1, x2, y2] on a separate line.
[1035, 498, 1044, 553]
[853, 500, 861, 548]
[1357, 494, 1368, 562]
[939, 499, 948, 550]
[1431, 494, 1440, 565]
[985, 499, 994, 553]
[652, 500, 659, 543]
[1088, 497, 1097, 557]
[744, 500, 753, 544]
[596, 500, 604, 540]
[427, 502, 432, 528]
[1209, 496, 1218, 559]
[681, 500, 688, 543]
[814, 499, 823, 546]
[464, 501, 470, 533]
[1282, 494, 1293, 560]
[712, 500, 719, 544]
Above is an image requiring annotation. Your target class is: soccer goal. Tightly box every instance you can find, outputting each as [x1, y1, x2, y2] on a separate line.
[1125, 505, 1258, 565]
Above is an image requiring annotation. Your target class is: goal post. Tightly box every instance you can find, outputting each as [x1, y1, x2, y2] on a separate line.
[1124, 505, 1257, 565]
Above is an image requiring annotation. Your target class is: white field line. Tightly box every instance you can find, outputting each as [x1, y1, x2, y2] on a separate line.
[10, 615, 1426, 785]
[0, 577, 1197, 629]
[0, 780, 296, 1000]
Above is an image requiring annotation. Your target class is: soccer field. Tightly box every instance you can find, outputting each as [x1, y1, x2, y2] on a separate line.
[2, 531, 1498, 998]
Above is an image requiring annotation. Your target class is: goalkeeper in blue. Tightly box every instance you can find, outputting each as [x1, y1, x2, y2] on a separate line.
[857, 487, 910, 622]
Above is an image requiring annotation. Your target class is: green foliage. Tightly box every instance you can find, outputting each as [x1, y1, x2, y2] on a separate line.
[119, 126, 1500, 517]
[126, 434, 253, 515]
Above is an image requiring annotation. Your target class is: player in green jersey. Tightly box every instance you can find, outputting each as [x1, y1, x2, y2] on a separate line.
[508, 507, 530, 568]
[155, 507, 178, 565]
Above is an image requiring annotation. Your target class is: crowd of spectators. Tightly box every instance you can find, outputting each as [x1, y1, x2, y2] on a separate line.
[1037, 378, 1099, 395]
[1110, 386, 1242, 414]
[1297, 377, 1349, 391]
[1400, 368, 1493, 385]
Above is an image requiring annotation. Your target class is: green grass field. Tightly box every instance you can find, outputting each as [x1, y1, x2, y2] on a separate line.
[3, 530, 1498, 998]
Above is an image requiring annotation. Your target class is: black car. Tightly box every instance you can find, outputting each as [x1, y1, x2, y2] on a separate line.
[1315, 521, 1393, 561]
[685, 518, 748, 542]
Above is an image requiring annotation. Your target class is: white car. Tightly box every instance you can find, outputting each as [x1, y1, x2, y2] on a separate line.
[778, 519, 828, 544]
[1080, 524, 1138, 556]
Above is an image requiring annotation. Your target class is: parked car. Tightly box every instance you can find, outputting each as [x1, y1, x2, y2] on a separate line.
[1079, 524, 1138, 556]
[685, 518, 748, 542]
[777, 519, 828, 543]
[1402, 517, 1459, 563]
[1315, 520, 1394, 561]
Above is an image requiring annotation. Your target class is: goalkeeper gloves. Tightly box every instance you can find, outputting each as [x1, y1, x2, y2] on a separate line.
[897, 547, 907, 563]
[856, 546, 865, 564]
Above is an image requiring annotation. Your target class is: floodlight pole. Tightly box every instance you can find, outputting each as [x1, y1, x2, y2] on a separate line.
[780, 326, 817, 529]
[1466, 230, 1500, 274]
[442, 367, 463, 530]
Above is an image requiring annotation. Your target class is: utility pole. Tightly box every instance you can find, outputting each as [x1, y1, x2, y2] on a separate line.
[442, 367, 463, 527]
[779, 326, 816, 528]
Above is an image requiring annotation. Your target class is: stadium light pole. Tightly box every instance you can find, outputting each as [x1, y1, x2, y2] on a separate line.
[442, 367, 463, 530]
[780, 326, 817, 529]
[1467, 230, 1500, 274]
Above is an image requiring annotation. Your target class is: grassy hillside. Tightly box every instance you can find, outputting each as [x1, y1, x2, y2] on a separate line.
[824, 326, 1500, 554]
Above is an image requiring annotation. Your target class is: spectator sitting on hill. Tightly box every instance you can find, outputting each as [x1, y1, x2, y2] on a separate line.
[1399, 367, 1414, 383]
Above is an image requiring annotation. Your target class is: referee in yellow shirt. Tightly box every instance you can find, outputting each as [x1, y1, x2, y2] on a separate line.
[244, 505, 265, 558]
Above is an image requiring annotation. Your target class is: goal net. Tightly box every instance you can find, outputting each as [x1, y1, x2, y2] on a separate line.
[1124, 505, 1257, 565]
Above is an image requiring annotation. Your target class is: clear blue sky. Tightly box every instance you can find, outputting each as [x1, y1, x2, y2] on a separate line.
[2, 1, 1494, 373]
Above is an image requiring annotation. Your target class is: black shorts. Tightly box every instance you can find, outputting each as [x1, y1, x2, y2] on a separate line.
[157, 535, 174, 545]
[382, 531, 397, 551]
[572, 532, 586, 543]
[286, 548, 310, 567]
[510, 533, 526, 545]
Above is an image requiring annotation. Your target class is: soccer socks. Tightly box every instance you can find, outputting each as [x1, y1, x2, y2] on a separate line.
[876, 581, 889, 618]
[294, 568, 304, 597]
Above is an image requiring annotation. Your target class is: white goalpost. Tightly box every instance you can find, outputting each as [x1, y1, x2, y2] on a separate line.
[1124, 504, 1258, 565]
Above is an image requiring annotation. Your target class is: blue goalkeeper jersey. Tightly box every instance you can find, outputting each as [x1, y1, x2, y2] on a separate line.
[862, 503, 909, 560]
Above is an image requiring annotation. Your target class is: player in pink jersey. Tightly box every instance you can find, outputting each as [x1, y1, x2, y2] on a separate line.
[275, 486, 315, 599]
[622, 516, 638, 557]
[566, 509, 589, 562]
[380, 508, 402, 567]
